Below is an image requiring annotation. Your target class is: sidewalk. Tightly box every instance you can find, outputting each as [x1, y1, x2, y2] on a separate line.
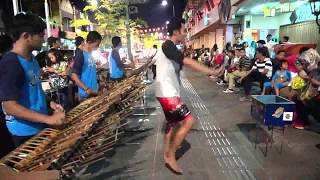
[79, 68, 320, 180]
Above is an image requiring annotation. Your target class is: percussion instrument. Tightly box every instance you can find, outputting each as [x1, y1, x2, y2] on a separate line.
[0, 60, 153, 180]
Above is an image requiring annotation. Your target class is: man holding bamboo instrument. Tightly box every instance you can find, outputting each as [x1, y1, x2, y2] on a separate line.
[71, 31, 102, 101]
[0, 12, 65, 147]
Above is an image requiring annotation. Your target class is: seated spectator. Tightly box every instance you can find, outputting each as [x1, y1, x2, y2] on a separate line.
[209, 52, 226, 79]
[299, 48, 320, 72]
[272, 50, 286, 75]
[217, 48, 241, 85]
[300, 68, 320, 102]
[288, 59, 309, 100]
[240, 47, 273, 101]
[262, 60, 291, 96]
[216, 50, 234, 85]
[223, 48, 251, 93]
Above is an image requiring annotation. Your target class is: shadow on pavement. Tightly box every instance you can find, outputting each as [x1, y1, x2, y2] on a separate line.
[175, 140, 191, 160]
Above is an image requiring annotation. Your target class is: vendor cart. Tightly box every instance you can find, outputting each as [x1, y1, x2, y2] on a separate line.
[251, 95, 295, 156]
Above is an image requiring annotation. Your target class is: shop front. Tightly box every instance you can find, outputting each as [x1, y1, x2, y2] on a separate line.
[235, 0, 316, 45]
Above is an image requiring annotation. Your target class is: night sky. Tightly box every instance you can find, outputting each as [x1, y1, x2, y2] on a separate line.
[72, 0, 187, 28]
[129, 0, 187, 27]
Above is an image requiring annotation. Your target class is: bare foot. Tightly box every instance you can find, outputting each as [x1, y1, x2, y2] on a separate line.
[165, 155, 183, 174]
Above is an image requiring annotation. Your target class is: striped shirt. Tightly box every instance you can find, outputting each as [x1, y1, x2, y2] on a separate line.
[252, 58, 273, 78]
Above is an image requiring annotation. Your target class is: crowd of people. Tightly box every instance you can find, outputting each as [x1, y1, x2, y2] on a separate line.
[0, 12, 134, 158]
[200, 34, 320, 130]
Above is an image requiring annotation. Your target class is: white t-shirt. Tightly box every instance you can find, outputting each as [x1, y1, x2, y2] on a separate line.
[154, 40, 184, 97]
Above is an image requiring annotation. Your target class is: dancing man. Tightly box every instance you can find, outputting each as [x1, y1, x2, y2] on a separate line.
[153, 18, 217, 174]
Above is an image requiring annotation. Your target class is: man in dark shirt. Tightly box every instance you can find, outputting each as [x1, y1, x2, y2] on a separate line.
[0, 12, 65, 147]
[154, 18, 217, 174]
[71, 31, 102, 100]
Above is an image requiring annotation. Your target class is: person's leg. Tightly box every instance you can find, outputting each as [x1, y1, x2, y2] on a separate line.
[255, 73, 266, 90]
[274, 83, 285, 96]
[167, 115, 194, 173]
[158, 97, 194, 173]
[262, 82, 272, 95]
[228, 72, 237, 90]
[274, 87, 280, 96]
[164, 126, 174, 161]
[243, 73, 254, 96]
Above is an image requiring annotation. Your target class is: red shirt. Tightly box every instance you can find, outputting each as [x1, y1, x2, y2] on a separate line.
[213, 53, 224, 65]
[286, 54, 298, 73]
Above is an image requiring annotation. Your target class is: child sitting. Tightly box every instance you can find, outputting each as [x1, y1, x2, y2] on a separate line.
[262, 60, 291, 96]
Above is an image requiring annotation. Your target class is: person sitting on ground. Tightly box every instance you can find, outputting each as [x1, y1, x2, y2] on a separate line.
[240, 47, 273, 101]
[262, 60, 291, 96]
[223, 48, 252, 93]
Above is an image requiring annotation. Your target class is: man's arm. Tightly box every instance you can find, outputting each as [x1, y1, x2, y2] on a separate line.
[2, 101, 64, 125]
[183, 57, 216, 75]
[71, 73, 88, 91]
[0, 57, 64, 126]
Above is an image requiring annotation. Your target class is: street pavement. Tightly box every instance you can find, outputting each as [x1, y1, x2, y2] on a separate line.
[79, 68, 320, 180]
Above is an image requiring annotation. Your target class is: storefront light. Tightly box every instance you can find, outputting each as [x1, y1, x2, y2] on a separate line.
[309, 0, 320, 33]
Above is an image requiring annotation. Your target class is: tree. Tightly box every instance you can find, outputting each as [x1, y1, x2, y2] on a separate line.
[73, 0, 147, 57]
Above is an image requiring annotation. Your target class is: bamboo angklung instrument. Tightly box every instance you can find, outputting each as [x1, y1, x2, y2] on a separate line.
[0, 60, 152, 179]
